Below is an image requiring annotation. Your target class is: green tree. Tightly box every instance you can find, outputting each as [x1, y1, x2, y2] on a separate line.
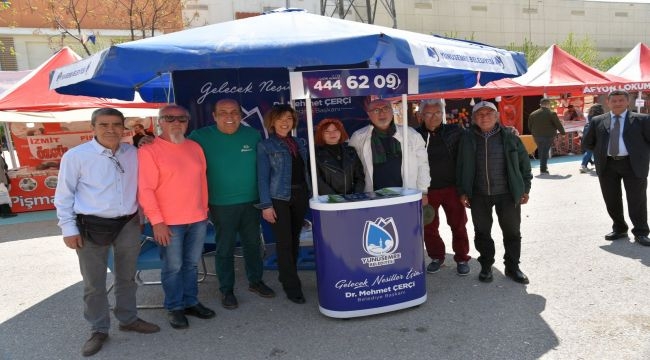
[505, 38, 544, 67]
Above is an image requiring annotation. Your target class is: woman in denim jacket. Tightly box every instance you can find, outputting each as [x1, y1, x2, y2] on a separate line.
[257, 104, 311, 304]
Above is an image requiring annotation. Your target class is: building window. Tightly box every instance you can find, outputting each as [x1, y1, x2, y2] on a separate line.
[0, 37, 17, 71]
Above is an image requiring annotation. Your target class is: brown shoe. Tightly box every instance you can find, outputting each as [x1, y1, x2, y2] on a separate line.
[118, 318, 160, 334]
[81, 332, 108, 357]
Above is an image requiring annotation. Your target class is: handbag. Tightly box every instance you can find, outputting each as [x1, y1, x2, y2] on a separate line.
[76, 213, 137, 246]
[0, 183, 10, 205]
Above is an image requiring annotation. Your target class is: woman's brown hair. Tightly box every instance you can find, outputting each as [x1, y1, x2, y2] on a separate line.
[263, 104, 298, 133]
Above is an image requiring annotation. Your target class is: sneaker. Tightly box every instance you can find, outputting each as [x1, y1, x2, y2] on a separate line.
[221, 292, 238, 309]
[81, 332, 108, 357]
[118, 318, 160, 333]
[248, 281, 276, 298]
[456, 261, 470, 276]
[540, 170, 550, 175]
[426, 259, 442, 274]
[579, 165, 589, 173]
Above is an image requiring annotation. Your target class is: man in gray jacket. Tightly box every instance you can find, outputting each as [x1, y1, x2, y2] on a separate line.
[528, 98, 565, 174]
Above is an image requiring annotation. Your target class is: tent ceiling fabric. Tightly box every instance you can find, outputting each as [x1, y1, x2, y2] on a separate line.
[0, 47, 161, 122]
[607, 42, 650, 82]
[50, 9, 527, 102]
[408, 44, 631, 100]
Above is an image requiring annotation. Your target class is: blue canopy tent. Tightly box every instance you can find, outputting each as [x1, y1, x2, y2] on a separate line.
[50, 9, 526, 102]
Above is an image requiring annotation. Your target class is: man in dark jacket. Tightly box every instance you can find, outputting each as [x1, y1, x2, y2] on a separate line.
[417, 99, 470, 276]
[528, 98, 565, 174]
[457, 101, 533, 284]
[583, 90, 650, 246]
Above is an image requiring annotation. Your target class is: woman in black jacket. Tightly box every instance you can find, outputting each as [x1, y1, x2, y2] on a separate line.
[314, 118, 365, 195]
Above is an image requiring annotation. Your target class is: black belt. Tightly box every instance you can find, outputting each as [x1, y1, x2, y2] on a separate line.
[608, 156, 629, 161]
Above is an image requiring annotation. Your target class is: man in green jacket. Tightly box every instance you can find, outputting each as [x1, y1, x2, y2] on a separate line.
[457, 101, 533, 284]
[528, 98, 565, 174]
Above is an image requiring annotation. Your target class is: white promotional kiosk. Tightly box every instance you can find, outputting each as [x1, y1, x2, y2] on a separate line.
[289, 68, 427, 318]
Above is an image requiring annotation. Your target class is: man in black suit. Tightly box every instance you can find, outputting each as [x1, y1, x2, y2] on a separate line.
[583, 90, 650, 246]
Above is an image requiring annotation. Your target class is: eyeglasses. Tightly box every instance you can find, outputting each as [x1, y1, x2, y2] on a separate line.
[109, 156, 125, 174]
[370, 106, 392, 115]
[422, 111, 443, 118]
[160, 115, 189, 123]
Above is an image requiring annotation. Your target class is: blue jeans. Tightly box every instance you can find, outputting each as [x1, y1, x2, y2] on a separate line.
[160, 220, 207, 311]
[581, 151, 593, 167]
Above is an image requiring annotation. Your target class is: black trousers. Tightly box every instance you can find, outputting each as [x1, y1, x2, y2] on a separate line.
[270, 185, 308, 296]
[598, 157, 649, 236]
[470, 193, 522, 270]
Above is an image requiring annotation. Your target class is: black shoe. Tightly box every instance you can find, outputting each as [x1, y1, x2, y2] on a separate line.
[540, 170, 549, 175]
[0, 213, 17, 218]
[248, 281, 276, 298]
[167, 310, 189, 329]
[184, 303, 216, 319]
[505, 268, 530, 284]
[478, 268, 493, 283]
[605, 231, 628, 241]
[635, 235, 650, 246]
[287, 294, 306, 304]
[286, 289, 306, 304]
[221, 292, 238, 309]
[81, 332, 108, 357]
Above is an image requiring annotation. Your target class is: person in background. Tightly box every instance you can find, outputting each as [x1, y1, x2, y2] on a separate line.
[189, 98, 275, 310]
[457, 101, 533, 284]
[583, 90, 650, 247]
[563, 104, 585, 122]
[54, 108, 159, 357]
[138, 104, 215, 330]
[132, 123, 155, 148]
[257, 104, 310, 304]
[314, 118, 365, 195]
[416, 99, 470, 276]
[0, 150, 17, 218]
[528, 98, 565, 175]
[580, 104, 604, 173]
[349, 99, 430, 201]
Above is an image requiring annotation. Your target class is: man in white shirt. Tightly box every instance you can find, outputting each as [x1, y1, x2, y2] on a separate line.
[55, 108, 160, 357]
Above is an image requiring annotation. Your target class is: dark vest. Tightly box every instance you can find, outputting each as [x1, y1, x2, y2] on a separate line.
[472, 130, 509, 196]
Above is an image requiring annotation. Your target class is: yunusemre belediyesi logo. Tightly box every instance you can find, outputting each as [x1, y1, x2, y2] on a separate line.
[361, 217, 402, 268]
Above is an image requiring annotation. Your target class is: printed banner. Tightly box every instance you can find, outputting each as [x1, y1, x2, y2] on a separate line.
[499, 96, 523, 134]
[312, 200, 426, 315]
[290, 68, 416, 99]
[172, 68, 371, 140]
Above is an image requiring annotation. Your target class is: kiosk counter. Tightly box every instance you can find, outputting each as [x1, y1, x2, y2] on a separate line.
[310, 188, 426, 318]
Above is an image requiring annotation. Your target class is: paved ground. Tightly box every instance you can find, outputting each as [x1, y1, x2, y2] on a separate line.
[1, 156, 649, 360]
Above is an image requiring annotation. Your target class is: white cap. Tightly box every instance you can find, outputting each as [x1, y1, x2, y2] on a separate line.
[472, 101, 497, 113]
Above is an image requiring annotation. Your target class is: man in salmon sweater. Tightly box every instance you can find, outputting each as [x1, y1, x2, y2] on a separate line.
[138, 104, 215, 329]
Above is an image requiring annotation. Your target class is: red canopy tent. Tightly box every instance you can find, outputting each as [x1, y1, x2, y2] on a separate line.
[599, 43, 650, 101]
[408, 44, 630, 100]
[0, 47, 162, 122]
[606, 42, 650, 83]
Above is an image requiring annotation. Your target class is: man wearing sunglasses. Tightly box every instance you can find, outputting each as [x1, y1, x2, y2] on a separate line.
[54, 108, 160, 357]
[138, 105, 215, 330]
[189, 98, 275, 311]
[349, 99, 430, 201]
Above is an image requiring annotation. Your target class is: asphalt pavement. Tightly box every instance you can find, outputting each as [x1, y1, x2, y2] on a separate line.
[1, 156, 649, 360]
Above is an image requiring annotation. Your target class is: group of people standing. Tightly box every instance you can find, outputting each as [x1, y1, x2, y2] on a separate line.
[53, 90, 648, 357]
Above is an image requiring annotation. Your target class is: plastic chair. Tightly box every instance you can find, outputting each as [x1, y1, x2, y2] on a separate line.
[107, 235, 164, 309]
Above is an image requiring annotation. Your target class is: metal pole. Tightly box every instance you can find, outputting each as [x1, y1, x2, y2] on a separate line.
[1, 121, 18, 169]
[401, 93, 408, 193]
[305, 97, 319, 200]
